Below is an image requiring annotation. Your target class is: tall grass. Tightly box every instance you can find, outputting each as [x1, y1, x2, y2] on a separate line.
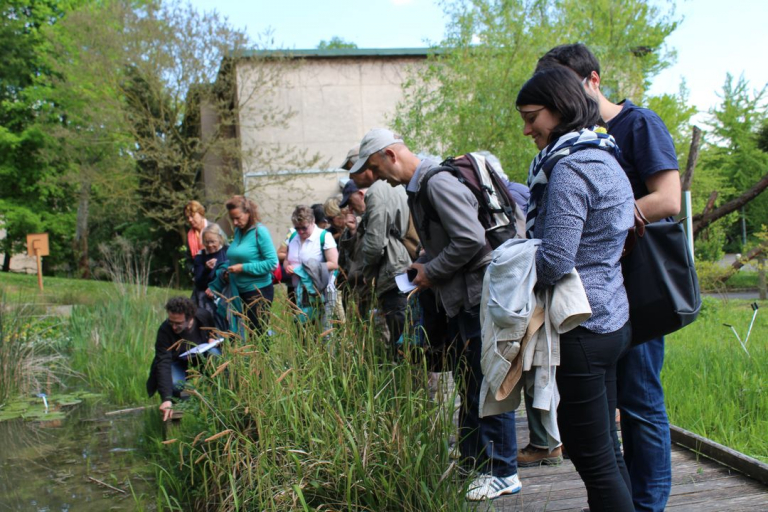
[664, 297, 767, 462]
[67, 293, 164, 405]
[0, 296, 67, 402]
[146, 300, 468, 511]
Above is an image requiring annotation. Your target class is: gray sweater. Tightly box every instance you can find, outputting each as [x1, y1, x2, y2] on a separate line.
[408, 158, 491, 318]
[533, 149, 634, 333]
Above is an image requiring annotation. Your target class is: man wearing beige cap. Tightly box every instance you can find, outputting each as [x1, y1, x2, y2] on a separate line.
[352, 127, 521, 501]
[345, 138, 412, 351]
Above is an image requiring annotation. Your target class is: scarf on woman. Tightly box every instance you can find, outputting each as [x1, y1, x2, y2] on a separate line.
[525, 128, 619, 238]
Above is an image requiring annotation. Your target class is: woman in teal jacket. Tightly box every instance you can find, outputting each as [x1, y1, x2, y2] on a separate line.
[207, 195, 278, 340]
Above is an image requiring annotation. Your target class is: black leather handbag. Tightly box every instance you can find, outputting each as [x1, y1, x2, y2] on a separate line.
[622, 206, 702, 345]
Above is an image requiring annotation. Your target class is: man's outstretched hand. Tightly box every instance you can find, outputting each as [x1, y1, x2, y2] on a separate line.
[159, 400, 173, 422]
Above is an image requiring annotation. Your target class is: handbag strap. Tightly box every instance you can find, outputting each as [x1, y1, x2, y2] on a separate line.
[622, 203, 649, 258]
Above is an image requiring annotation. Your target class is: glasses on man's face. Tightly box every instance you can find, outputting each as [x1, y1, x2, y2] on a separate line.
[168, 318, 188, 328]
[294, 225, 311, 232]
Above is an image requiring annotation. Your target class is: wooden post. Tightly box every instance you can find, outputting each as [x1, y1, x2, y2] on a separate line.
[758, 255, 766, 301]
[26, 233, 49, 292]
[36, 248, 44, 291]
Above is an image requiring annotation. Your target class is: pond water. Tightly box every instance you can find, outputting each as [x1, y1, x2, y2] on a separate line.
[0, 399, 157, 511]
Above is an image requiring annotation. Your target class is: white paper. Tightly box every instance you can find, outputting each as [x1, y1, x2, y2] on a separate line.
[179, 338, 223, 359]
[395, 273, 417, 293]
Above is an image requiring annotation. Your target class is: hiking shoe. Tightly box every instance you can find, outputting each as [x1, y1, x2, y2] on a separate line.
[517, 444, 563, 467]
[466, 473, 522, 501]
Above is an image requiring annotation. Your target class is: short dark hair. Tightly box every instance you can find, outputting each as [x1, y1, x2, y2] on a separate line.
[165, 297, 196, 319]
[536, 43, 600, 79]
[311, 203, 327, 225]
[225, 195, 260, 229]
[516, 66, 601, 144]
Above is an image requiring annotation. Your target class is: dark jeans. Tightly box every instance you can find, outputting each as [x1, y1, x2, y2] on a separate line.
[379, 287, 407, 350]
[557, 323, 632, 512]
[617, 337, 672, 512]
[447, 305, 518, 477]
[171, 346, 222, 397]
[240, 284, 274, 341]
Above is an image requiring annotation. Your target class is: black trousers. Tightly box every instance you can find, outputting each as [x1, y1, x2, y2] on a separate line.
[240, 284, 274, 342]
[556, 322, 633, 512]
[378, 287, 407, 350]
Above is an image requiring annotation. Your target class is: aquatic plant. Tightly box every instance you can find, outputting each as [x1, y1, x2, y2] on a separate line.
[0, 296, 67, 403]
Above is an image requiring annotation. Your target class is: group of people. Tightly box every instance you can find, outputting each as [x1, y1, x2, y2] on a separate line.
[147, 43, 678, 511]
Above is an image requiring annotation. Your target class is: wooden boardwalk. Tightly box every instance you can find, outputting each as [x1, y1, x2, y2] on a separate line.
[477, 416, 768, 511]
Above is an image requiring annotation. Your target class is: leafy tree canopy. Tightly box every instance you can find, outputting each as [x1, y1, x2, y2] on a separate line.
[317, 36, 358, 50]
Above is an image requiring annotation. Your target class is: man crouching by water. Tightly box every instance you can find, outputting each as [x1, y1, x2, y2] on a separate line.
[146, 297, 221, 421]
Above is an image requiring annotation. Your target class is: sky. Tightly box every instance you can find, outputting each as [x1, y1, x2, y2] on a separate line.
[188, 0, 768, 123]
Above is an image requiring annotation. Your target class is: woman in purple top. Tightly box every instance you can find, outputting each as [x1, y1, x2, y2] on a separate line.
[516, 66, 635, 511]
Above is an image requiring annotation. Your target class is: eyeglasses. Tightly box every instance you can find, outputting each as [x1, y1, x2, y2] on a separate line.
[294, 225, 311, 232]
[582, 76, 589, 85]
[168, 318, 189, 328]
[516, 106, 545, 115]
[517, 106, 545, 124]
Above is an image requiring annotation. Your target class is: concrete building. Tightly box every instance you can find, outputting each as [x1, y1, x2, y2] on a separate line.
[200, 48, 429, 245]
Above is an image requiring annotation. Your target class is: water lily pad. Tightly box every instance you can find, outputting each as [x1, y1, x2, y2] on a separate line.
[22, 409, 66, 421]
[0, 391, 100, 422]
[0, 409, 25, 421]
[53, 394, 83, 407]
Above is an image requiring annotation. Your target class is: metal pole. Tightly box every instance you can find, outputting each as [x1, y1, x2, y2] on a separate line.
[684, 190, 694, 260]
[741, 207, 747, 247]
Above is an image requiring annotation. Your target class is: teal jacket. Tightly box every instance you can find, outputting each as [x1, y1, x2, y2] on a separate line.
[211, 223, 277, 293]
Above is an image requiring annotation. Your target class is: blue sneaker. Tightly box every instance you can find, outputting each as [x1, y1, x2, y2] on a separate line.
[466, 473, 522, 501]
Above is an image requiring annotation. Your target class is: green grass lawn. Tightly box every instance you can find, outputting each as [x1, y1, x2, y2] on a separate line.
[664, 297, 767, 462]
[0, 271, 178, 306]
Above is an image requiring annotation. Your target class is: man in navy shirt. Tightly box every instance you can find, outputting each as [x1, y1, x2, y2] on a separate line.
[536, 44, 681, 512]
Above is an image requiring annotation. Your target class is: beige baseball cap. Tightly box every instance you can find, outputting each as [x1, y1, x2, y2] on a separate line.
[348, 128, 404, 174]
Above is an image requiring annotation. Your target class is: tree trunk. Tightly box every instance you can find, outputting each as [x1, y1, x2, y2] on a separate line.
[74, 179, 92, 279]
[2, 252, 10, 273]
[692, 172, 768, 235]
[681, 126, 702, 192]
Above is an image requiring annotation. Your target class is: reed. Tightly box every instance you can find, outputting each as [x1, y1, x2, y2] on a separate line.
[147, 297, 468, 510]
[0, 295, 67, 403]
[664, 297, 767, 462]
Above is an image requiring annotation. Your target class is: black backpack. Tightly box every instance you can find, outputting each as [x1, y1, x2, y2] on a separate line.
[417, 153, 523, 250]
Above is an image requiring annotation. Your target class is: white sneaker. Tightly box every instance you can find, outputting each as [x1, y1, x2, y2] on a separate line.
[466, 473, 522, 501]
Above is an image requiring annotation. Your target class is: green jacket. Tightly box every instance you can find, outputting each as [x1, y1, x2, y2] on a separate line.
[210, 223, 277, 293]
[359, 181, 412, 295]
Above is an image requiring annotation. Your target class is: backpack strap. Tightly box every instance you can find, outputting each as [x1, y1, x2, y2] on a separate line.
[416, 162, 461, 242]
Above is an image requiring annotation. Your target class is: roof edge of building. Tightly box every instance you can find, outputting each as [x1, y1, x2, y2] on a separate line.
[236, 47, 440, 59]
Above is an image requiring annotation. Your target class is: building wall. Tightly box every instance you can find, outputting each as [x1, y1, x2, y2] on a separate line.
[230, 55, 424, 245]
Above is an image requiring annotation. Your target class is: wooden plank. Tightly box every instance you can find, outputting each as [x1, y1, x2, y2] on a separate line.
[671, 425, 768, 485]
[667, 491, 768, 511]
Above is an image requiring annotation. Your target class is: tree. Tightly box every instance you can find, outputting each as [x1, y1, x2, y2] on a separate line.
[317, 36, 357, 50]
[40, 0, 138, 278]
[692, 74, 768, 246]
[0, 0, 80, 273]
[36, 0, 317, 285]
[393, 0, 681, 182]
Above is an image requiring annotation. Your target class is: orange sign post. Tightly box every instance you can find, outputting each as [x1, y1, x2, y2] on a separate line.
[26, 233, 50, 291]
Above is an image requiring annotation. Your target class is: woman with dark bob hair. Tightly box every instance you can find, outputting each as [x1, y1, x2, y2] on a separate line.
[207, 195, 278, 340]
[516, 66, 635, 511]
